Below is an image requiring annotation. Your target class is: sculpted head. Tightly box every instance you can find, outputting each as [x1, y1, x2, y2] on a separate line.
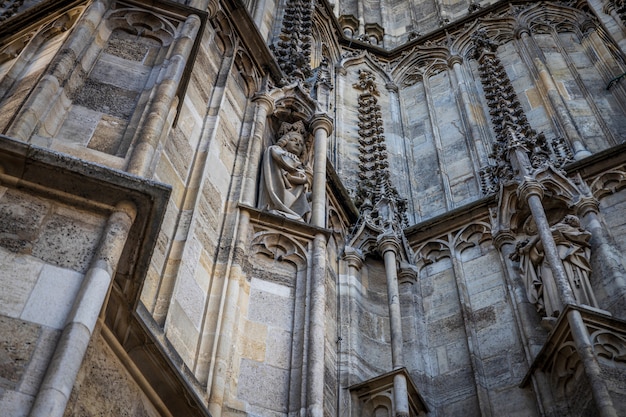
[276, 120, 307, 156]
[278, 132, 305, 156]
[562, 214, 581, 228]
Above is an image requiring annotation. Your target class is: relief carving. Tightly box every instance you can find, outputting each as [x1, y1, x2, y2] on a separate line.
[512, 215, 598, 319]
[591, 330, 626, 365]
[258, 121, 312, 222]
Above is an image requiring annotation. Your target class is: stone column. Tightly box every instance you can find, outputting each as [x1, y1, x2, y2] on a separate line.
[309, 114, 333, 228]
[127, 14, 201, 176]
[307, 232, 327, 417]
[341, 247, 364, 416]
[242, 93, 274, 206]
[518, 29, 591, 159]
[151, 46, 236, 326]
[517, 176, 618, 417]
[378, 234, 409, 417]
[567, 308, 618, 417]
[29, 201, 136, 417]
[6, 0, 110, 141]
[517, 179, 577, 308]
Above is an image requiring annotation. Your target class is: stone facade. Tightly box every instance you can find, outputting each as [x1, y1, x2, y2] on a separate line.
[1, 0, 626, 416]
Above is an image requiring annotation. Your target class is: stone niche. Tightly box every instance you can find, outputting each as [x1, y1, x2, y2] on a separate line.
[338, 14, 358, 38]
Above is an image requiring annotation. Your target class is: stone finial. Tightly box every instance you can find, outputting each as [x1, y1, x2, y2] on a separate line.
[351, 70, 408, 234]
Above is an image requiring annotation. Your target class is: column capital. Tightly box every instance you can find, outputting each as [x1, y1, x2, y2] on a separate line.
[252, 92, 274, 113]
[576, 196, 600, 217]
[514, 25, 531, 39]
[448, 55, 463, 67]
[343, 246, 364, 270]
[385, 82, 399, 93]
[492, 229, 515, 250]
[517, 178, 544, 202]
[398, 262, 418, 283]
[377, 233, 401, 256]
[207, 0, 219, 18]
[310, 113, 334, 136]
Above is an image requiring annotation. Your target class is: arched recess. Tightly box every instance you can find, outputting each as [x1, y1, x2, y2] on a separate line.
[63, 7, 176, 156]
[361, 392, 393, 417]
[391, 43, 450, 87]
[393, 40, 482, 220]
[333, 51, 391, 194]
[452, 17, 516, 60]
[0, 6, 84, 132]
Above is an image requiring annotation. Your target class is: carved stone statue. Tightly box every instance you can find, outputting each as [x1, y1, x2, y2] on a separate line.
[512, 214, 598, 318]
[258, 121, 312, 222]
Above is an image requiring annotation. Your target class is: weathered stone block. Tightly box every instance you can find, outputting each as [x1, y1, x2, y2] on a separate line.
[0, 250, 44, 318]
[20, 265, 83, 329]
[0, 316, 40, 389]
[237, 358, 289, 413]
[32, 211, 102, 273]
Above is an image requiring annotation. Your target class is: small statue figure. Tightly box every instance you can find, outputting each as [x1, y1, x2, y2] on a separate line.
[258, 121, 312, 222]
[512, 214, 598, 319]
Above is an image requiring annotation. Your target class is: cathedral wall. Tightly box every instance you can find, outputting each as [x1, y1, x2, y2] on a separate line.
[348, 259, 394, 379]
[408, 222, 542, 416]
[139, 18, 223, 315]
[62, 333, 161, 417]
[593, 185, 626, 314]
[157, 65, 251, 371]
[0, 185, 107, 416]
[228, 228, 305, 416]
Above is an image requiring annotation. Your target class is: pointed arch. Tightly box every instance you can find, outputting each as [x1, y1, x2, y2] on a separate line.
[339, 51, 391, 85]
[452, 221, 492, 255]
[413, 238, 451, 272]
[107, 8, 176, 46]
[391, 43, 451, 86]
[250, 230, 308, 270]
[590, 167, 626, 200]
[452, 16, 516, 60]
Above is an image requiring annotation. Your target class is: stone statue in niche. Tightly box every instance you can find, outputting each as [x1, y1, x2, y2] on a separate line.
[258, 120, 312, 222]
[512, 214, 598, 319]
